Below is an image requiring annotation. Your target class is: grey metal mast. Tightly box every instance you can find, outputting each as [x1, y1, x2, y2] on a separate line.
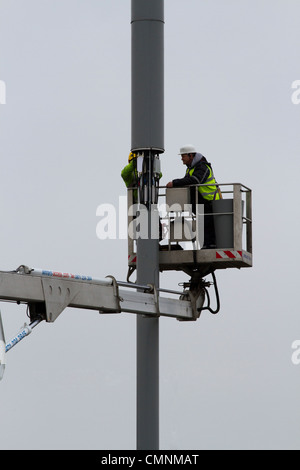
[131, 0, 164, 450]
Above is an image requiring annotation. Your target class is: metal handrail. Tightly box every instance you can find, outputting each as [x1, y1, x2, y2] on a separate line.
[159, 182, 252, 191]
[127, 182, 253, 263]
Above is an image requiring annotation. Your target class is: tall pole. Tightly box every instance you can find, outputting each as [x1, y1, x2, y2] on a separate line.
[131, 0, 164, 450]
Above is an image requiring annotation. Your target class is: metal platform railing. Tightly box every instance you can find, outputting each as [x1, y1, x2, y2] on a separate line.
[127, 183, 252, 275]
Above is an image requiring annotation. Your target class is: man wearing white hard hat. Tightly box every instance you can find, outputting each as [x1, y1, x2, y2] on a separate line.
[166, 145, 220, 248]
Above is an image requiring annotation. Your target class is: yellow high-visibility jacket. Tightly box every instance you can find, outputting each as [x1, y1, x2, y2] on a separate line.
[172, 153, 220, 201]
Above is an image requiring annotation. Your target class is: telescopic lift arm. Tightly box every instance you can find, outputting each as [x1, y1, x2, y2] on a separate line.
[0, 264, 209, 379]
[0, 265, 206, 324]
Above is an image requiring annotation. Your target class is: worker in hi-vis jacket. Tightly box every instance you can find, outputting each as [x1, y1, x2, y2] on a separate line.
[166, 144, 221, 248]
[121, 152, 138, 189]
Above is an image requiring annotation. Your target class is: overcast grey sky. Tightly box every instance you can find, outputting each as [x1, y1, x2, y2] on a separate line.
[0, 0, 299, 450]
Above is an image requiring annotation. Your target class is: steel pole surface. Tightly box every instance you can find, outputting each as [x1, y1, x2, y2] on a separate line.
[131, 0, 164, 450]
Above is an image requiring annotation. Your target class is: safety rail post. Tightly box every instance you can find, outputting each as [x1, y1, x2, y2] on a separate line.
[233, 184, 243, 251]
[245, 186, 253, 254]
[127, 188, 135, 268]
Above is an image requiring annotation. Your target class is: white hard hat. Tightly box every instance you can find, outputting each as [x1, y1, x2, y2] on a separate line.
[178, 144, 197, 155]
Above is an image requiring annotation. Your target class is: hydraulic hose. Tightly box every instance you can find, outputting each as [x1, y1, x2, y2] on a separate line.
[202, 271, 220, 315]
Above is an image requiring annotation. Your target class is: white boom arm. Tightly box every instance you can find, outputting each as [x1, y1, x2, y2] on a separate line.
[0, 266, 205, 323]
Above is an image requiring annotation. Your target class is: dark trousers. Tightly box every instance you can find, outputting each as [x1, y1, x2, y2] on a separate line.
[191, 193, 216, 248]
[203, 201, 216, 247]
